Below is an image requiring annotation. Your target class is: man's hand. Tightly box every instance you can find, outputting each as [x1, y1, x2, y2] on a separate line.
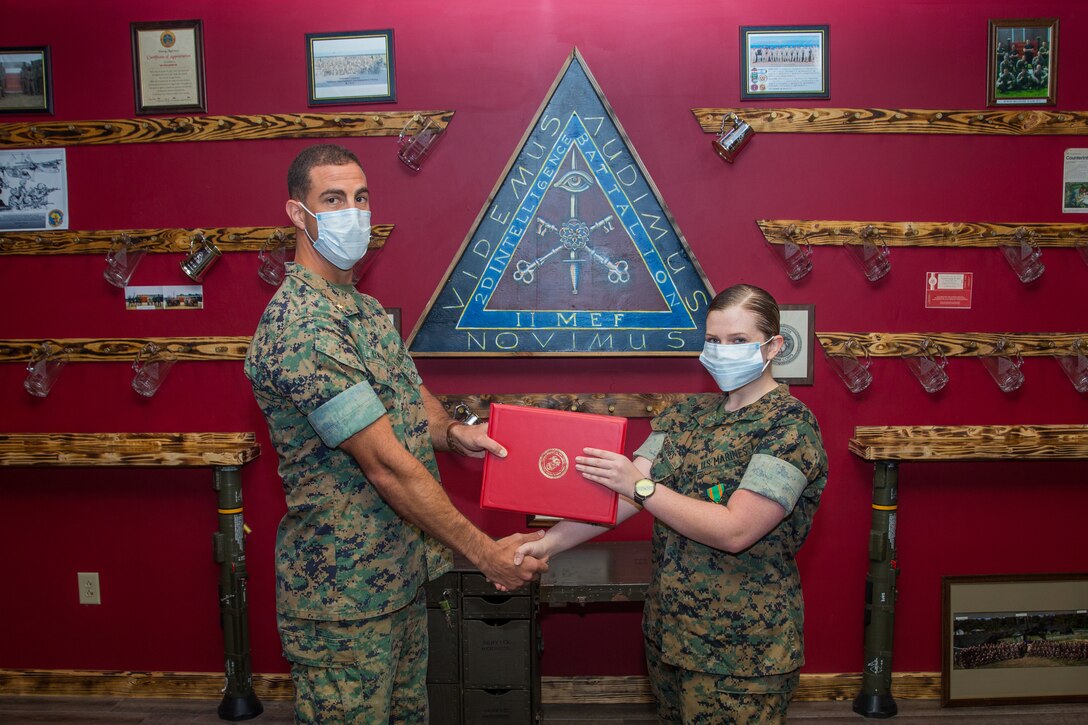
[477, 530, 548, 591]
[448, 422, 507, 459]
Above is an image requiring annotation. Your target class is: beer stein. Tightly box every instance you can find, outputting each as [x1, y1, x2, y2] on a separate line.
[131, 342, 177, 397]
[398, 113, 445, 171]
[181, 233, 222, 282]
[823, 338, 873, 393]
[257, 231, 287, 286]
[846, 226, 891, 282]
[103, 234, 146, 288]
[979, 337, 1024, 393]
[24, 341, 69, 397]
[712, 113, 754, 164]
[1000, 228, 1044, 283]
[772, 226, 814, 281]
[904, 338, 949, 393]
[1057, 338, 1088, 393]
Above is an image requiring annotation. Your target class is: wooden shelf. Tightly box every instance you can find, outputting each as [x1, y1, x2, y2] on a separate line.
[0, 110, 453, 149]
[848, 425, 1088, 461]
[692, 107, 1088, 135]
[757, 220, 1087, 248]
[0, 337, 251, 363]
[817, 332, 1083, 357]
[0, 432, 260, 467]
[0, 225, 391, 256]
[426, 393, 718, 419]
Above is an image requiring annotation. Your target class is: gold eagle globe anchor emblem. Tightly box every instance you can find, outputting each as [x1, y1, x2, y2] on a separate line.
[538, 448, 569, 479]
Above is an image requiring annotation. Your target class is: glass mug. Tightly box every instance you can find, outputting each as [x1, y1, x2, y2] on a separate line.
[772, 226, 814, 281]
[103, 234, 146, 288]
[24, 341, 69, 397]
[1000, 230, 1045, 283]
[258, 231, 288, 286]
[398, 113, 445, 171]
[979, 337, 1024, 393]
[823, 338, 873, 393]
[846, 227, 891, 282]
[1057, 338, 1088, 393]
[904, 338, 949, 393]
[131, 342, 177, 398]
[1074, 238, 1088, 268]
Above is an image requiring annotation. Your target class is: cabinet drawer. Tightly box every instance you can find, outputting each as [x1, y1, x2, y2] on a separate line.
[463, 594, 532, 620]
[462, 619, 531, 689]
[463, 688, 532, 724]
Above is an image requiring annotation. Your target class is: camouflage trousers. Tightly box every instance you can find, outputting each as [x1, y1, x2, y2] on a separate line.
[278, 588, 428, 724]
[645, 638, 799, 724]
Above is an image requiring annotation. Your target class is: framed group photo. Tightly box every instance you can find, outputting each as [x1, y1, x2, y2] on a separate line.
[987, 18, 1057, 106]
[307, 29, 396, 105]
[942, 573, 1088, 707]
[0, 46, 52, 115]
[740, 25, 829, 100]
[130, 20, 207, 114]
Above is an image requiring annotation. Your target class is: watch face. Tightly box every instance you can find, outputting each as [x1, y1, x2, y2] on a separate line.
[635, 480, 655, 497]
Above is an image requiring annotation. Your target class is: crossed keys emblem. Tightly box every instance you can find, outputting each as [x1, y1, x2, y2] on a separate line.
[512, 163, 630, 295]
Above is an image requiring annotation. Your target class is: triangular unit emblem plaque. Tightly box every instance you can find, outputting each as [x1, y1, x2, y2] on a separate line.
[407, 49, 714, 356]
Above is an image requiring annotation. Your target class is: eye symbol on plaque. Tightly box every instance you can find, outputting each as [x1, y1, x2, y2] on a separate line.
[538, 448, 569, 479]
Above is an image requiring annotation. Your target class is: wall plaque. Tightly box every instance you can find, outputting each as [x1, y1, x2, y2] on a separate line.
[408, 49, 713, 356]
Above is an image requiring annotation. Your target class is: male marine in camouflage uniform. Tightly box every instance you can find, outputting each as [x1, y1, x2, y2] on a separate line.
[245, 144, 546, 723]
[634, 384, 827, 724]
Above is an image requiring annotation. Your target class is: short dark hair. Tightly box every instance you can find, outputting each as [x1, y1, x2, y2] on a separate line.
[287, 144, 363, 201]
[707, 284, 780, 340]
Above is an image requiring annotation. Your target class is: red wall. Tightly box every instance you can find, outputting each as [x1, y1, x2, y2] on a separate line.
[1, 0, 1085, 679]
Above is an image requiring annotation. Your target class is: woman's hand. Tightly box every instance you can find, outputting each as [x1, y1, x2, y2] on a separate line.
[576, 447, 643, 499]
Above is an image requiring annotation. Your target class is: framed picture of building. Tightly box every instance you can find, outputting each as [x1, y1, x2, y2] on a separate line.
[0, 46, 52, 115]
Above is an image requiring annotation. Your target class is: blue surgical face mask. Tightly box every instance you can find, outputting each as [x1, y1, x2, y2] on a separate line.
[298, 202, 371, 271]
[699, 339, 772, 392]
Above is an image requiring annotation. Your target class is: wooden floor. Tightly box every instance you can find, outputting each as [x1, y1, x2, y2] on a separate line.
[4, 696, 1088, 724]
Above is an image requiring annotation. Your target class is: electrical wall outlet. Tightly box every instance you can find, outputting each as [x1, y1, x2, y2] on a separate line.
[77, 572, 101, 605]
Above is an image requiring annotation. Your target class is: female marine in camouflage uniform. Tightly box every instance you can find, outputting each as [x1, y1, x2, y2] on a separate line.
[517, 284, 827, 724]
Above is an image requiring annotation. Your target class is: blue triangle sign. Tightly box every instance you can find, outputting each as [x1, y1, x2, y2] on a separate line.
[407, 49, 714, 356]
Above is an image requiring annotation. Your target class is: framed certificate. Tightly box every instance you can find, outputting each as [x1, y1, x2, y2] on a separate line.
[130, 19, 207, 114]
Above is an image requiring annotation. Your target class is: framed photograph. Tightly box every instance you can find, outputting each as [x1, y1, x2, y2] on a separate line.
[307, 29, 396, 105]
[942, 573, 1088, 707]
[130, 20, 207, 114]
[987, 18, 1057, 106]
[773, 304, 814, 385]
[740, 25, 829, 100]
[0, 46, 52, 115]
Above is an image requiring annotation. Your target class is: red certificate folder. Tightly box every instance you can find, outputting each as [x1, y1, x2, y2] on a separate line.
[480, 403, 627, 525]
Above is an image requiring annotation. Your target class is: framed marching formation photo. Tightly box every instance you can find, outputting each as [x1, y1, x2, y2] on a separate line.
[987, 17, 1058, 106]
[942, 573, 1088, 707]
[740, 25, 829, 100]
[306, 29, 396, 105]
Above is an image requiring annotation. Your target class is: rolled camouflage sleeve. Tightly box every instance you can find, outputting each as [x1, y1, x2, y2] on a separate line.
[738, 419, 822, 513]
[264, 318, 386, 446]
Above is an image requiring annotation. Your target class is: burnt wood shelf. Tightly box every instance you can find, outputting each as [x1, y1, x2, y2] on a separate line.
[0, 337, 252, 362]
[757, 220, 1088, 248]
[692, 108, 1088, 135]
[0, 110, 453, 149]
[817, 332, 1083, 358]
[0, 432, 260, 468]
[0, 225, 391, 256]
[848, 425, 1088, 462]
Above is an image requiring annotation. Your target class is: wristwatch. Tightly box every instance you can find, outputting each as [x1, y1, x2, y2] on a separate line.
[633, 478, 656, 505]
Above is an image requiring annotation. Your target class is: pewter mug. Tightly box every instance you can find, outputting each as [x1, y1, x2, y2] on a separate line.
[181, 234, 222, 282]
[712, 113, 754, 163]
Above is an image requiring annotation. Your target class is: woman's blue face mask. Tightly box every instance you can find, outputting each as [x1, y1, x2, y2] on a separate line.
[699, 339, 771, 392]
